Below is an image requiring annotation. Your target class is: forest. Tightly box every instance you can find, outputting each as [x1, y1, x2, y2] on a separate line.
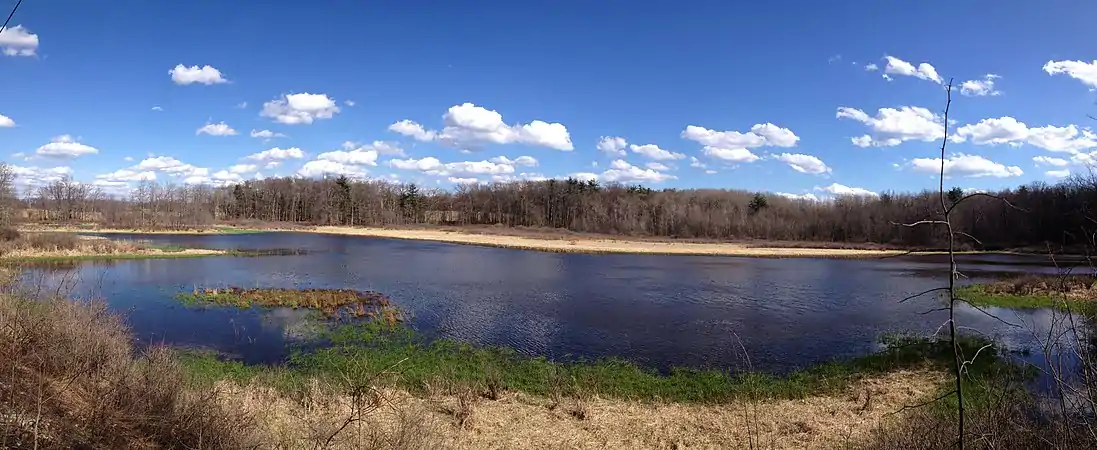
[4, 162, 1097, 251]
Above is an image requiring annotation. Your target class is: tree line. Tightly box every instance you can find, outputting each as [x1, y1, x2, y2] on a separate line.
[5, 162, 1097, 250]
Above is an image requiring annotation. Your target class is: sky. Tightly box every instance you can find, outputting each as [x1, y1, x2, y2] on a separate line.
[1, 1, 1096, 200]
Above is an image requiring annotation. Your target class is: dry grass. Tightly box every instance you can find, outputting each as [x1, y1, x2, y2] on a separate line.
[180, 287, 404, 321]
[219, 369, 943, 450]
[0, 230, 225, 260]
[309, 226, 908, 258]
[978, 274, 1097, 300]
[0, 295, 257, 449]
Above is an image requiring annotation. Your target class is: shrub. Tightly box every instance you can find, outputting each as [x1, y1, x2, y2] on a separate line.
[0, 227, 20, 242]
[0, 295, 257, 448]
[25, 232, 80, 251]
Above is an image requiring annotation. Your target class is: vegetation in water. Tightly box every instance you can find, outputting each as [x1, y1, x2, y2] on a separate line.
[957, 274, 1097, 313]
[176, 286, 404, 322]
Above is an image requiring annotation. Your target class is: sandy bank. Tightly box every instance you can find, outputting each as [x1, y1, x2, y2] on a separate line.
[310, 226, 906, 258]
[223, 369, 941, 450]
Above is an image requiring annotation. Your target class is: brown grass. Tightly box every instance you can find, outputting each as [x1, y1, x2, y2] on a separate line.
[182, 287, 404, 322]
[309, 226, 908, 258]
[222, 369, 943, 450]
[0, 295, 257, 449]
[0, 232, 225, 260]
[979, 274, 1097, 300]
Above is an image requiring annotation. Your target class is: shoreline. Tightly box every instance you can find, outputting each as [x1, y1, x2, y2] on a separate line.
[18, 225, 1058, 258]
[1, 247, 229, 262]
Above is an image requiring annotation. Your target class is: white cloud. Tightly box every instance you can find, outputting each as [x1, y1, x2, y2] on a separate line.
[488, 155, 538, 166]
[344, 100, 356, 107]
[864, 63, 878, 71]
[135, 156, 208, 177]
[815, 183, 878, 197]
[599, 159, 675, 183]
[388, 120, 437, 141]
[196, 121, 238, 136]
[910, 154, 1023, 178]
[10, 166, 73, 187]
[35, 135, 100, 159]
[228, 164, 257, 174]
[960, 74, 1002, 97]
[689, 156, 708, 169]
[646, 162, 670, 171]
[682, 123, 797, 163]
[775, 192, 820, 201]
[882, 55, 942, 83]
[245, 147, 305, 161]
[953, 117, 1097, 153]
[597, 136, 627, 156]
[388, 103, 574, 151]
[1033, 156, 1069, 167]
[837, 106, 944, 147]
[123, 156, 134, 162]
[774, 153, 831, 175]
[260, 93, 341, 125]
[0, 25, 38, 57]
[343, 140, 405, 156]
[297, 160, 368, 178]
[236, 102, 248, 109]
[1043, 60, 1097, 88]
[703, 147, 760, 163]
[264, 161, 281, 170]
[10, 152, 25, 160]
[448, 177, 480, 185]
[315, 148, 379, 166]
[0, 113, 14, 127]
[151, 106, 163, 112]
[1047, 169, 1071, 178]
[704, 169, 717, 175]
[96, 169, 156, 183]
[169, 64, 228, 85]
[250, 129, 286, 139]
[630, 144, 685, 161]
[569, 172, 600, 182]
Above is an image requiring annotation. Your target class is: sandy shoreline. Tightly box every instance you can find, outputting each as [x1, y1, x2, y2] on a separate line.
[309, 226, 907, 258]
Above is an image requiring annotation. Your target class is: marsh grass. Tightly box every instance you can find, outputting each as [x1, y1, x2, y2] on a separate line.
[958, 274, 1097, 313]
[177, 287, 405, 322]
[180, 321, 1017, 408]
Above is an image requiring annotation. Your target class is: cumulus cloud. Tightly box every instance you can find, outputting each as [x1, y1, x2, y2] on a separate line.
[196, 121, 238, 136]
[1043, 60, 1097, 88]
[296, 160, 368, 179]
[952, 117, 1097, 153]
[864, 63, 878, 71]
[1033, 156, 1069, 167]
[681, 123, 798, 163]
[169, 64, 228, 85]
[629, 144, 684, 161]
[775, 192, 820, 201]
[882, 55, 942, 83]
[388, 155, 544, 181]
[261, 93, 341, 125]
[0, 113, 14, 127]
[815, 183, 878, 197]
[228, 164, 257, 174]
[245, 147, 305, 161]
[0, 25, 38, 57]
[488, 155, 538, 166]
[689, 156, 708, 170]
[960, 74, 1002, 97]
[151, 106, 163, 112]
[774, 153, 831, 175]
[10, 165, 73, 187]
[910, 154, 1023, 178]
[448, 177, 480, 185]
[35, 135, 100, 159]
[388, 103, 574, 151]
[315, 148, 379, 166]
[1046, 169, 1071, 178]
[837, 106, 944, 147]
[250, 129, 286, 140]
[597, 136, 627, 156]
[343, 140, 405, 156]
[135, 156, 208, 178]
[96, 169, 156, 183]
[646, 162, 670, 171]
[594, 159, 676, 183]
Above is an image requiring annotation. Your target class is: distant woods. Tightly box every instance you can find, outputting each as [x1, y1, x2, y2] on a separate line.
[6, 165, 1097, 251]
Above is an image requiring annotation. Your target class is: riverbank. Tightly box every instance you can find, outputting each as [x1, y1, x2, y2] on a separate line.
[958, 274, 1097, 312]
[310, 226, 910, 258]
[0, 231, 229, 262]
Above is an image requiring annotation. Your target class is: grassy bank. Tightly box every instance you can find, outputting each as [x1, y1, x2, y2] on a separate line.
[178, 287, 403, 321]
[0, 229, 232, 262]
[958, 274, 1097, 312]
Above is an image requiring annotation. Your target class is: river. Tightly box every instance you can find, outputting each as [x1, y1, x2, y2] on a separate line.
[16, 232, 1093, 375]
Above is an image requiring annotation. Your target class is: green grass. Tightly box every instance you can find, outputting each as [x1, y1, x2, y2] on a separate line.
[957, 284, 1097, 313]
[177, 320, 1018, 405]
[211, 227, 266, 235]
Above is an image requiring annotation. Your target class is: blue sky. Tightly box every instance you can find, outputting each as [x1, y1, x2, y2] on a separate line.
[1, 0, 1096, 199]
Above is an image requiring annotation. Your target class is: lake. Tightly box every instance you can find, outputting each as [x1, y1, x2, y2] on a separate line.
[17, 232, 1093, 375]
